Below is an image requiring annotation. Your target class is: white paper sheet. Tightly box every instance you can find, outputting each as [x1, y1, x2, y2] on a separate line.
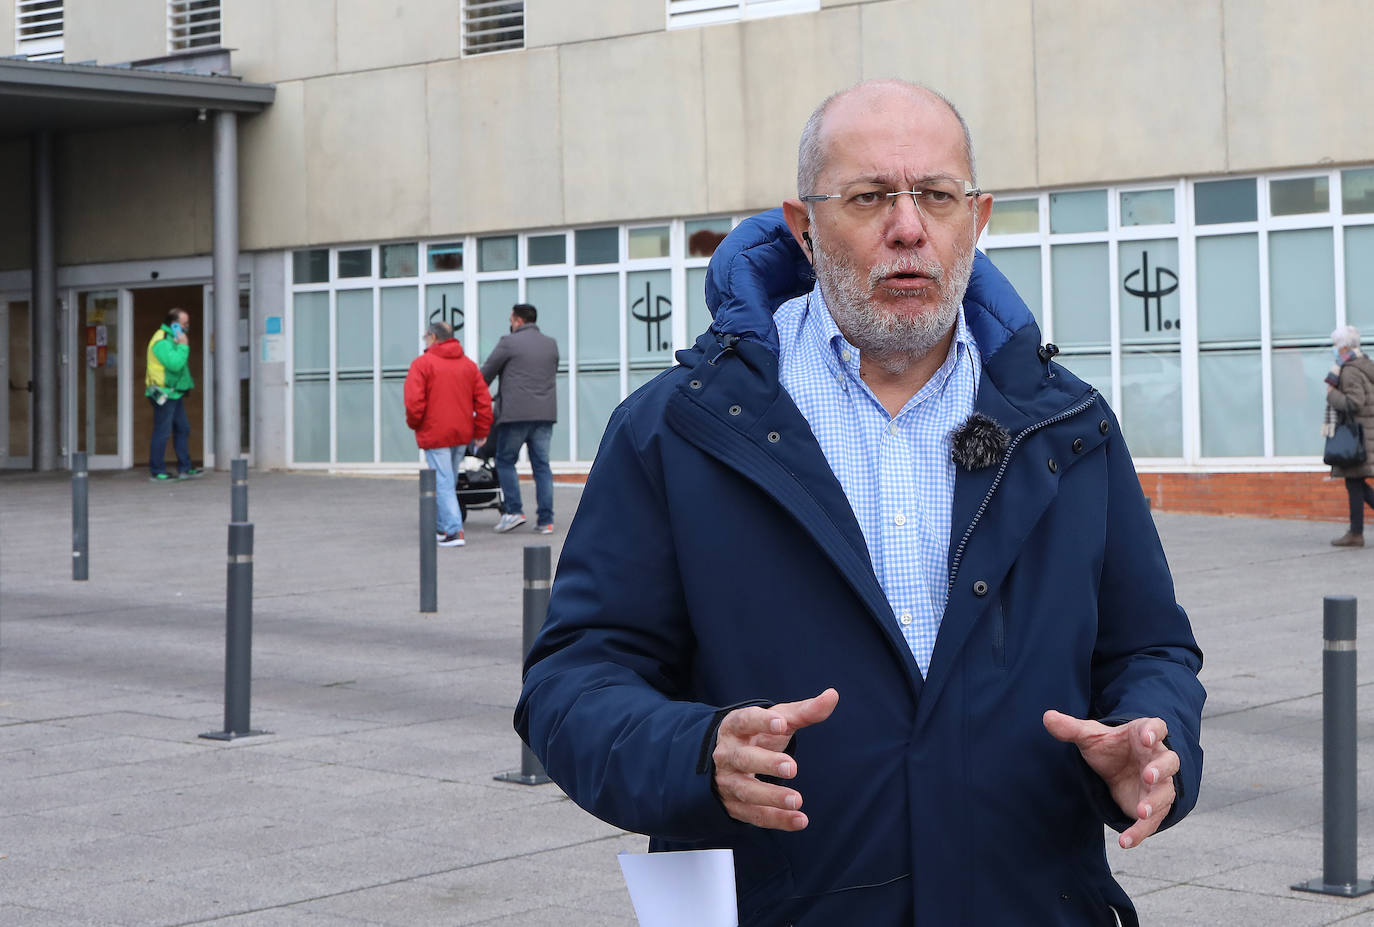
[618, 848, 737, 927]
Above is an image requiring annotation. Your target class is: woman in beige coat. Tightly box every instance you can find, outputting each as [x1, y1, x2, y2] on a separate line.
[1326, 325, 1374, 547]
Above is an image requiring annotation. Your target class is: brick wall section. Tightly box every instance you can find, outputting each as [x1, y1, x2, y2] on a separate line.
[1138, 472, 1350, 522]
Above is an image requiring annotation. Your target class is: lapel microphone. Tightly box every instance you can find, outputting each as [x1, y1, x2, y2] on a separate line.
[951, 412, 1010, 470]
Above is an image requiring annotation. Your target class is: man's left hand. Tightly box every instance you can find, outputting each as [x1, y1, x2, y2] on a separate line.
[1042, 710, 1179, 850]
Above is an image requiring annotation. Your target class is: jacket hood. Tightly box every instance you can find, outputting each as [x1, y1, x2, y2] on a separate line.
[702, 208, 1033, 364]
[428, 338, 467, 360]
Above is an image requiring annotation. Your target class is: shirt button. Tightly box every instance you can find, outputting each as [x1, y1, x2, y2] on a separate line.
[894, 513, 906, 526]
[888, 422, 898, 435]
[841, 349, 852, 362]
[900, 612, 913, 626]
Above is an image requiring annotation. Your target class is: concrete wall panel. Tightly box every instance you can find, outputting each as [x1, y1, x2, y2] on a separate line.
[1224, 0, 1374, 172]
[303, 67, 430, 244]
[0, 140, 31, 271]
[428, 49, 562, 235]
[699, 25, 749, 213]
[861, 0, 1039, 192]
[559, 30, 709, 225]
[64, 0, 165, 64]
[241, 81, 308, 251]
[57, 122, 212, 264]
[0, 0, 15, 57]
[336, 0, 458, 73]
[526, 0, 663, 49]
[225, 0, 338, 84]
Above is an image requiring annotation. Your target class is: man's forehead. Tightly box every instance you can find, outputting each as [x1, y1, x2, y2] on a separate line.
[819, 88, 967, 178]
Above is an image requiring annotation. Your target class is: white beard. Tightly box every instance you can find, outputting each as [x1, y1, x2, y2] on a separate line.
[813, 234, 974, 374]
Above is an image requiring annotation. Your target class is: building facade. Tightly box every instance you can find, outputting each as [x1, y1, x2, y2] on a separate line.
[2, 0, 1371, 496]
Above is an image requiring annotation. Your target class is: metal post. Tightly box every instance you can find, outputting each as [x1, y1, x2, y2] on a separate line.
[419, 469, 437, 613]
[71, 451, 87, 581]
[231, 458, 248, 522]
[32, 129, 58, 472]
[496, 545, 552, 785]
[212, 110, 241, 471]
[201, 521, 268, 741]
[1293, 596, 1372, 896]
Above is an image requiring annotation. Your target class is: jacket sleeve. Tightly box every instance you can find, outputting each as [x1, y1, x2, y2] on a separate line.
[514, 404, 741, 841]
[471, 366, 494, 440]
[152, 336, 189, 374]
[1329, 365, 1369, 415]
[480, 337, 509, 386]
[1086, 405, 1206, 834]
[403, 358, 426, 431]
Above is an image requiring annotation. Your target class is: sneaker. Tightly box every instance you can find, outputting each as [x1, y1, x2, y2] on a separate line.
[178, 468, 205, 480]
[494, 513, 527, 533]
[438, 531, 465, 547]
[536, 523, 554, 535]
[149, 473, 172, 482]
[1331, 531, 1365, 548]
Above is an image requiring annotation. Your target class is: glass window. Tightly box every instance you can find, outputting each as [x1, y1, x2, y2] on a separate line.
[1050, 243, 1110, 348]
[478, 279, 519, 363]
[292, 291, 330, 372]
[425, 283, 465, 344]
[1118, 239, 1181, 345]
[575, 273, 619, 366]
[1269, 228, 1334, 340]
[528, 234, 566, 266]
[1345, 225, 1374, 333]
[1196, 234, 1260, 343]
[526, 276, 569, 361]
[686, 218, 731, 257]
[1272, 346, 1333, 456]
[1057, 353, 1112, 408]
[1049, 190, 1107, 234]
[338, 249, 372, 278]
[427, 242, 463, 272]
[379, 287, 419, 462]
[1120, 189, 1175, 227]
[1199, 350, 1263, 457]
[687, 266, 712, 340]
[1120, 348, 1182, 457]
[335, 290, 374, 463]
[1270, 176, 1329, 216]
[551, 371, 570, 461]
[575, 227, 619, 265]
[293, 381, 330, 463]
[988, 198, 1038, 236]
[629, 226, 670, 260]
[292, 291, 330, 462]
[986, 247, 1042, 327]
[1341, 168, 1374, 214]
[577, 371, 620, 462]
[1195, 178, 1257, 225]
[478, 235, 518, 272]
[293, 249, 329, 284]
[380, 243, 418, 278]
[627, 269, 674, 364]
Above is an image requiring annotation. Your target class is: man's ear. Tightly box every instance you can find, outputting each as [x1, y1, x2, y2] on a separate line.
[782, 198, 814, 264]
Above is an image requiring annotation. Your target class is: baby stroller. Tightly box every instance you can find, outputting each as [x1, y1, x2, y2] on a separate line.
[456, 439, 504, 520]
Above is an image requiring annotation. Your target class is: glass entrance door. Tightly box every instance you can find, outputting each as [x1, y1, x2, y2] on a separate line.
[75, 289, 132, 468]
[0, 296, 33, 467]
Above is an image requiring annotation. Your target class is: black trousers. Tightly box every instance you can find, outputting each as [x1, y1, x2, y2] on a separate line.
[1347, 477, 1374, 533]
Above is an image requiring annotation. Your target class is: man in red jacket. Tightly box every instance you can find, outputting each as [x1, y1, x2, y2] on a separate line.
[404, 321, 493, 546]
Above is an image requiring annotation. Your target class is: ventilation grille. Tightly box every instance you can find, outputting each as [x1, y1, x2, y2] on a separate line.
[169, 0, 221, 51]
[16, 0, 63, 61]
[463, 1, 524, 56]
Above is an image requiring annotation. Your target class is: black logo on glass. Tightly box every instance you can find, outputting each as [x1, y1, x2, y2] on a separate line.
[428, 293, 464, 334]
[1123, 252, 1179, 333]
[631, 281, 672, 352]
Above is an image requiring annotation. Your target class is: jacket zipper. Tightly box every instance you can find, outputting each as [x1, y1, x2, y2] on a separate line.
[946, 389, 1100, 594]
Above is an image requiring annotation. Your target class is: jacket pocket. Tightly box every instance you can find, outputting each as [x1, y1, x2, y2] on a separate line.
[990, 594, 1007, 668]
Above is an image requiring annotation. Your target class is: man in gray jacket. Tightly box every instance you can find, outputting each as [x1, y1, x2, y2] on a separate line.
[481, 303, 560, 534]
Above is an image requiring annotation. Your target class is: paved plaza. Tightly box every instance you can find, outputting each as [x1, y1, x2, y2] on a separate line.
[6, 468, 1374, 925]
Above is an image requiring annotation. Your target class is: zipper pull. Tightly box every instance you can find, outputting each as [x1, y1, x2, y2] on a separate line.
[708, 333, 740, 366]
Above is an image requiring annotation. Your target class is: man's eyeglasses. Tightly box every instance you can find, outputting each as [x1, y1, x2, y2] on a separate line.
[800, 178, 980, 225]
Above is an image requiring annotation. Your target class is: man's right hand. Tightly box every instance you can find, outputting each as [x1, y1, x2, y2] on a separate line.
[175, 334, 189, 345]
[712, 688, 838, 831]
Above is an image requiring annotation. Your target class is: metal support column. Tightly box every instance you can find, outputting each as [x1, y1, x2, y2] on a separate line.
[212, 110, 240, 471]
[495, 546, 553, 786]
[32, 129, 58, 472]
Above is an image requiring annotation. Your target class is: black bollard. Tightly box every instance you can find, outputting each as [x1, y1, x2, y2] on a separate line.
[495, 545, 553, 786]
[201, 522, 269, 741]
[1293, 596, 1373, 896]
[420, 469, 437, 613]
[231, 458, 248, 522]
[71, 451, 88, 581]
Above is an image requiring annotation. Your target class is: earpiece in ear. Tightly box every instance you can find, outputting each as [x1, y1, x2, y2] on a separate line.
[802, 231, 813, 253]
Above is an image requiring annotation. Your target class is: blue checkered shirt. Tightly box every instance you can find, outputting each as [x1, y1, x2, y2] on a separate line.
[775, 285, 981, 677]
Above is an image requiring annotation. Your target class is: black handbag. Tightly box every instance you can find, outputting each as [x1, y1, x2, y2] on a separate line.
[1324, 413, 1367, 468]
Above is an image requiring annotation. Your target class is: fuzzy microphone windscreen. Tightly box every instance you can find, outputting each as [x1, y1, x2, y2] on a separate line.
[950, 413, 1010, 470]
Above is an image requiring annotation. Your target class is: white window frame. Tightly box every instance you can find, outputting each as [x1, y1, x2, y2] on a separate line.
[667, 0, 820, 30]
[16, 0, 63, 61]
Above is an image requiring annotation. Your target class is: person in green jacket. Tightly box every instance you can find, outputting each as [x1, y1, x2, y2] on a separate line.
[145, 308, 201, 481]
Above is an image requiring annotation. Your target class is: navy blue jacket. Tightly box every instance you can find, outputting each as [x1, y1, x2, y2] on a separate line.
[516, 210, 1205, 926]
